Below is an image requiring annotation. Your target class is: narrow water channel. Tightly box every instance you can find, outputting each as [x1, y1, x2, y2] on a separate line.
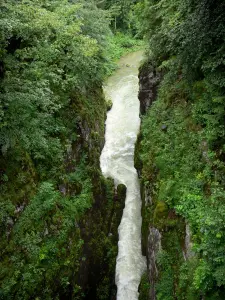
[100, 51, 146, 300]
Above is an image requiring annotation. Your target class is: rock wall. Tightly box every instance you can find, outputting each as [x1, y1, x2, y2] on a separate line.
[137, 62, 190, 299]
[137, 62, 162, 299]
[138, 61, 162, 115]
[147, 227, 161, 300]
[77, 183, 126, 300]
[65, 89, 126, 299]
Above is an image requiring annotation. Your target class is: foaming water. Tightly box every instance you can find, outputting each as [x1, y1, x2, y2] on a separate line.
[100, 51, 146, 299]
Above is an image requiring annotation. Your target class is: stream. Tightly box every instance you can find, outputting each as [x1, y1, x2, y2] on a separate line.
[100, 51, 146, 300]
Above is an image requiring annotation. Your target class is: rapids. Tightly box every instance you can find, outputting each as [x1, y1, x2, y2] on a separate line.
[100, 51, 146, 300]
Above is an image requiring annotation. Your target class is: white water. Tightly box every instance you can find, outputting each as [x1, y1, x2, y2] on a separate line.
[100, 51, 146, 300]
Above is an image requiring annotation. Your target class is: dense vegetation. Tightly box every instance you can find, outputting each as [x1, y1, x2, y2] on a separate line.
[0, 0, 139, 299]
[137, 0, 225, 299]
[97, 0, 144, 62]
[2, 0, 225, 299]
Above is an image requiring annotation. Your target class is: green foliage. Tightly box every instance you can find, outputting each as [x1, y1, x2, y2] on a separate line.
[106, 32, 144, 73]
[140, 0, 225, 86]
[140, 75, 225, 297]
[0, 0, 110, 176]
[138, 0, 225, 297]
[97, 0, 141, 34]
[139, 271, 150, 300]
[0, 0, 121, 298]
[0, 181, 87, 299]
[156, 250, 174, 300]
[153, 201, 168, 227]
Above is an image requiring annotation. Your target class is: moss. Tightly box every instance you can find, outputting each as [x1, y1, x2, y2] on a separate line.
[117, 184, 126, 201]
[139, 271, 150, 300]
[141, 205, 151, 256]
[153, 201, 168, 229]
[134, 133, 143, 172]
[0, 153, 37, 207]
[106, 99, 113, 111]
[154, 211, 186, 298]
[96, 276, 111, 299]
[75, 178, 125, 299]
[139, 178, 186, 298]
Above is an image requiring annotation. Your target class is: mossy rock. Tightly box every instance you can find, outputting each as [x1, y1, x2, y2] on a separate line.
[139, 271, 150, 300]
[106, 99, 113, 111]
[117, 184, 126, 201]
[153, 201, 168, 228]
[134, 133, 143, 172]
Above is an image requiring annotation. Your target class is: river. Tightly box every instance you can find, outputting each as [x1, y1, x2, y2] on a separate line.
[100, 51, 146, 300]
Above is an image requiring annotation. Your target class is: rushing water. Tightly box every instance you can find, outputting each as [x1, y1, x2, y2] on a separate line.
[100, 51, 146, 300]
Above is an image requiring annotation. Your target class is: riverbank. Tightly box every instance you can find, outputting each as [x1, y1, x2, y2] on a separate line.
[106, 33, 145, 75]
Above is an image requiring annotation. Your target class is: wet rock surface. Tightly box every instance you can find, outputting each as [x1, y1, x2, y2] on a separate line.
[148, 227, 161, 300]
[137, 61, 163, 299]
[77, 183, 126, 300]
[138, 62, 162, 115]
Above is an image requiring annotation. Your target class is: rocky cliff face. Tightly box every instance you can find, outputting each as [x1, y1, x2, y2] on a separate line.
[138, 61, 162, 115]
[63, 88, 126, 300]
[77, 182, 126, 300]
[0, 83, 125, 299]
[147, 227, 161, 300]
[137, 62, 190, 300]
[137, 62, 162, 299]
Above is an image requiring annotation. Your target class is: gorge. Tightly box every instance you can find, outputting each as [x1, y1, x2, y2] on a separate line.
[1, 0, 225, 299]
